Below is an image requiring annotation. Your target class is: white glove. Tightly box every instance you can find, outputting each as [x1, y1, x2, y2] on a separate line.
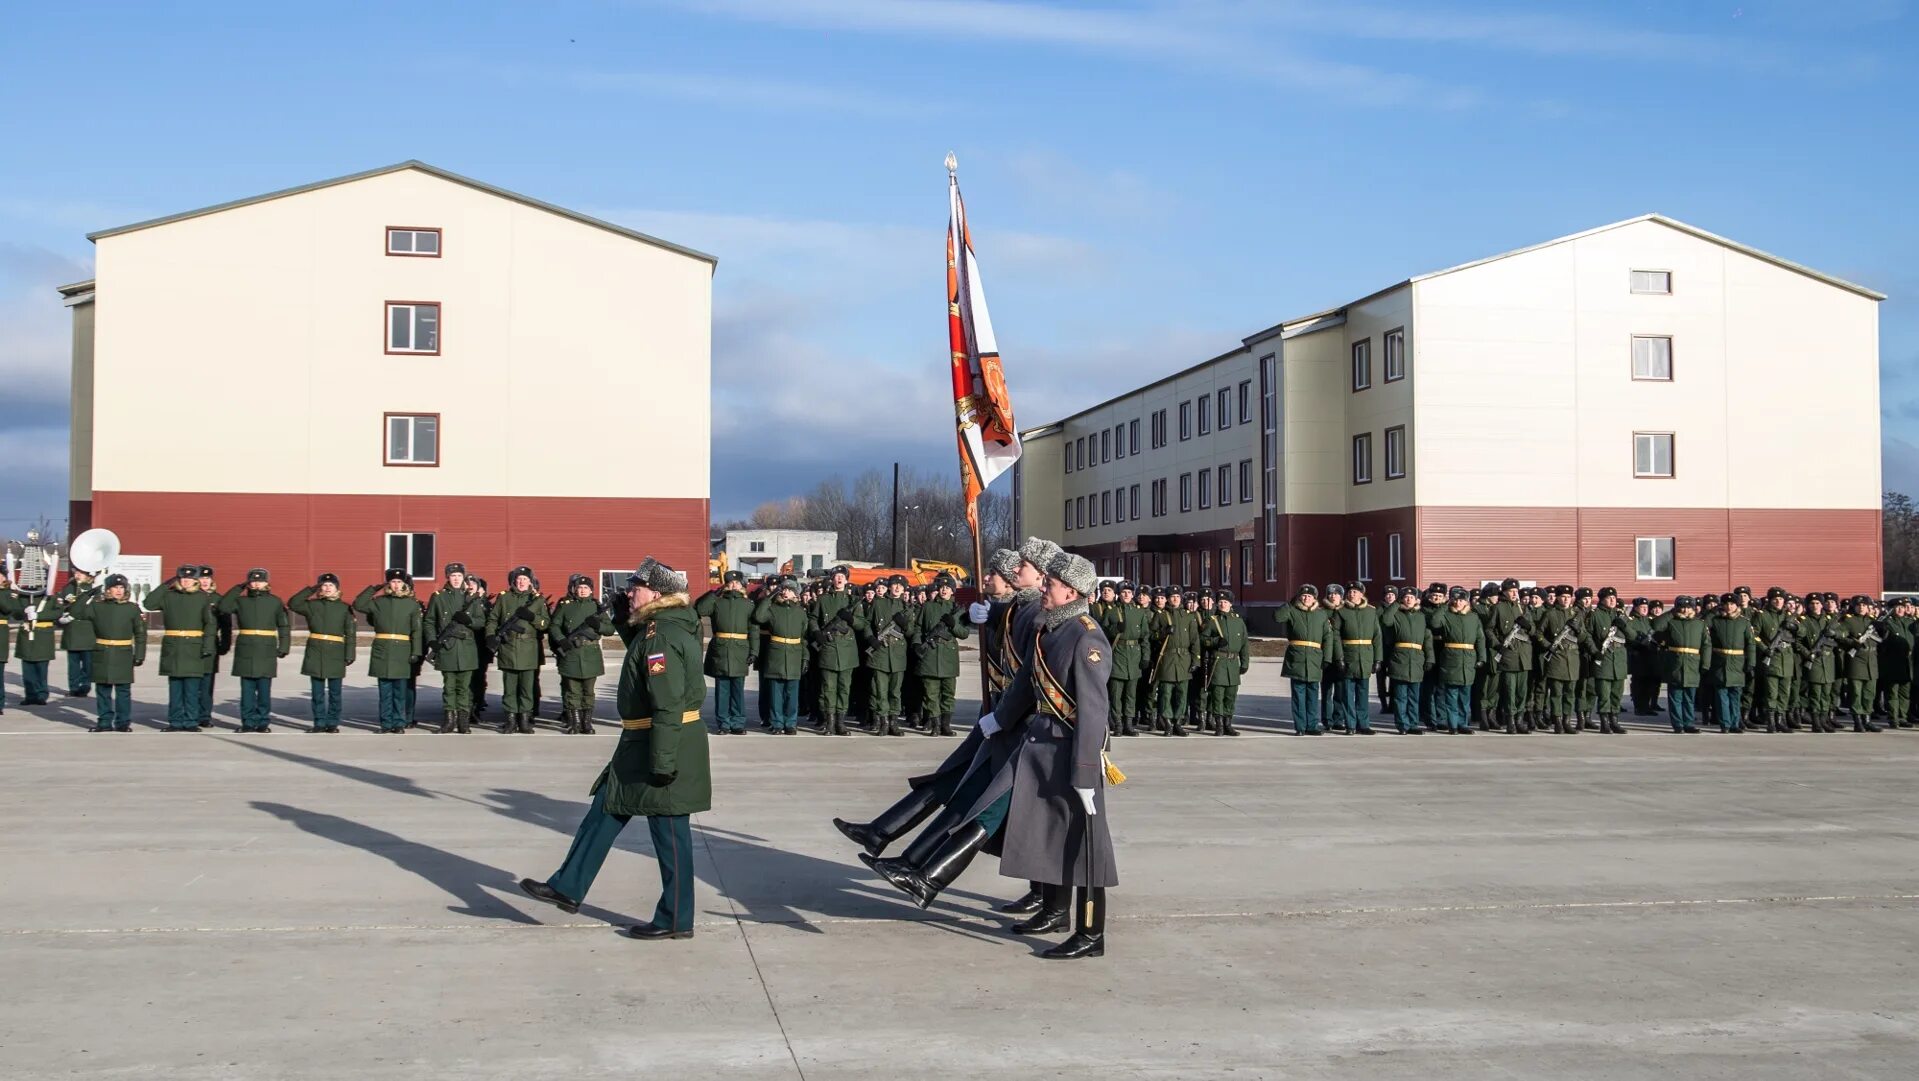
[976, 711, 1000, 737]
[967, 601, 991, 624]
[56, 614, 74, 625]
[1076, 787, 1098, 816]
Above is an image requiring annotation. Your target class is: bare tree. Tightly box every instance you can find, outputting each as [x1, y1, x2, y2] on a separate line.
[713, 466, 1015, 572]
[1887, 492, 1919, 591]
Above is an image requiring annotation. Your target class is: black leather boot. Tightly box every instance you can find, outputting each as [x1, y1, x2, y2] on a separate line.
[1121, 715, 1138, 737]
[517, 877, 580, 914]
[866, 822, 989, 909]
[562, 709, 581, 735]
[1010, 884, 1070, 935]
[457, 710, 471, 734]
[1041, 886, 1105, 959]
[437, 711, 455, 734]
[1220, 714, 1239, 736]
[578, 710, 594, 734]
[939, 714, 955, 737]
[499, 712, 514, 734]
[834, 786, 940, 858]
[999, 883, 1045, 915]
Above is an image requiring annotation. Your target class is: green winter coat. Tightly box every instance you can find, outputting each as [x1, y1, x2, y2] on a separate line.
[1832, 614, 1883, 680]
[55, 575, 100, 651]
[1274, 604, 1337, 681]
[74, 597, 148, 682]
[1100, 603, 1150, 681]
[598, 596, 711, 817]
[1150, 608, 1200, 680]
[1333, 604, 1382, 675]
[1797, 614, 1839, 684]
[288, 587, 359, 678]
[1707, 614, 1757, 687]
[1750, 609, 1800, 675]
[1429, 608, 1487, 685]
[752, 595, 808, 680]
[1201, 610, 1250, 687]
[217, 584, 292, 677]
[1581, 608, 1631, 681]
[1533, 607, 1583, 682]
[695, 589, 758, 678]
[0, 588, 23, 662]
[1379, 606, 1434, 681]
[146, 584, 218, 677]
[912, 597, 969, 678]
[353, 584, 424, 680]
[424, 586, 486, 673]
[1651, 611, 1708, 689]
[486, 590, 550, 671]
[860, 594, 912, 673]
[1486, 600, 1534, 673]
[15, 592, 59, 663]
[1880, 615, 1914, 684]
[549, 596, 613, 679]
[809, 588, 864, 671]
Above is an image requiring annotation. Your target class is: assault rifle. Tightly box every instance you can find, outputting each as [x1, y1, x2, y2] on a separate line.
[864, 610, 908, 661]
[1850, 620, 1887, 660]
[1492, 615, 1530, 666]
[427, 607, 477, 653]
[1542, 623, 1579, 668]
[1760, 620, 1798, 669]
[555, 603, 612, 654]
[1597, 625, 1625, 659]
[485, 598, 548, 651]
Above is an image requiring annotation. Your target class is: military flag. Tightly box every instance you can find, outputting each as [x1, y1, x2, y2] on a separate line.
[946, 154, 1021, 543]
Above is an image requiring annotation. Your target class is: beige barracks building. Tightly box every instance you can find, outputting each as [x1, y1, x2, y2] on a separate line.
[61, 161, 714, 591]
[1013, 215, 1884, 631]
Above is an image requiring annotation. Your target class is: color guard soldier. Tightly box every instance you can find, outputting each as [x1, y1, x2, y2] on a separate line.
[55, 567, 99, 697]
[1652, 596, 1707, 733]
[14, 581, 58, 707]
[1275, 584, 1336, 734]
[552, 573, 616, 734]
[913, 574, 969, 737]
[970, 550, 1024, 716]
[808, 566, 864, 736]
[752, 576, 808, 734]
[75, 574, 146, 731]
[696, 570, 757, 735]
[355, 569, 425, 733]
[289, 573, 357, 732]
[217, 569, 291, 732]
[149, 565, 218, 730]
[1429, 586, 1487, 734]
[1200, 590, 1248, 735]
[486, 566, 550, 733]
[1379, 587, 1432, 733]
[1581, 587, 1630, 734]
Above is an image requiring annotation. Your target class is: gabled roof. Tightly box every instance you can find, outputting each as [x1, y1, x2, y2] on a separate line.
[1411, 213, 1883, 301]
[85, 161, 717, 266]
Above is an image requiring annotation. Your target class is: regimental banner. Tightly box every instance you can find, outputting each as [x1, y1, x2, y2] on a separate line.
[947, 161, 1021, 537]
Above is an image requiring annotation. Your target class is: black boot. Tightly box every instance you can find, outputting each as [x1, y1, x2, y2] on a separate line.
[438, 711, 455, 734]
[866, 822, 989, 909]
[456, 710, 471, 734]
[1169, 714, 1189, 737]
[499, 712, 514, 734]
[560, 709, 579, 735]
[578, 710, 595, 734]
[1041, 887, 1105, 959]
[521, 712, 537, 734]
[1121, 715, 1139, 737]
[999, 883, 1045, 915]
[939, 714, 955, 737]
[1010, 884, 1070, 935]
[834, 786, 940, 858]
[1856, 713, 1882, 733]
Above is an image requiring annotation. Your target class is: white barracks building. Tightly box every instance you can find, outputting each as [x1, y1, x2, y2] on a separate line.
[61, 162, 714, 592]
[1014, 216, 1884, 633]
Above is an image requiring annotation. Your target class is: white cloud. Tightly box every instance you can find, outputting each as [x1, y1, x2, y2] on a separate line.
[564, 68, 930, 117]
[0, 243, 87, 401]
[1004, 149, 1173, 222]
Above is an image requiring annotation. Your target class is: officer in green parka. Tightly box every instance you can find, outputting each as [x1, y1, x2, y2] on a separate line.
[696, 570, 758, 735]
[1651, 596, 1708, 733]
[218, 569, 291, 731]
[14, 578, 59, 706]
[1379, 587, 1433, 734]
[1199, 590, 1250, 736]
[1706, 594, 1758, 733]
[148, 564, 218, 730]
[354, 570, 425, 733]
[1429, 586, 1488, 734]
[519, 558, 710, 941]
[486, 566, 551, 734]
[289, 573, 357, 732]
[424, 562, 485, 734]
[1330, 582, 1380, 735]
[753, 576, 809, 733]
[74, 574, 147, 731]
[912, 574, 970, 737]
[551, 573, 616, 735]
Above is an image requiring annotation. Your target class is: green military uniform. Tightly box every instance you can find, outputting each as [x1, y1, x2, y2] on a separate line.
[1833, 604, 1886, 732]
[73, 582, 147, 730]
[1651, 604, 1708, 733]
[1274, 594, 1337, 734]
[202, 570, 232, 725]
[753, 584, 808, 733]
[486, 571, 550, 732]
[1428, 595, 1487, 733]
[1199, 602, 1250, 735]
[1624, 604, 1660, 715]
[14, 589, 60, 705]
[424, 571, 486, 731]
[1533, 600, 1583, 733]
[1331, 597, 1381, 734]
[537, 574, 710, 939]
[1879, 605, 1915, 728]
[0, 584, 23, 713]
[1485, 594, 1533, 732]
[1581, 598, 1631, 734]
[1797, 608, 1841, 731]
[288, 579, 358, 731]
[355, 577, 425, 732]
[551, 583, 615, 734]
[1706, 608, 1757, 732]
[146, 573, 219, 730]
[1100, 590, 1149, 737]
[912, 582, 969, 737]
[54, 571, 100, 697]
[808, 580, 864, 735]
[469, 581, 495, 721]
[217, 574, 292, 731]
[1749, 597, 1800, 731]
[1379, 602, 1433, 733]
[1149, 599, 1200, 735]
[859, 585, 912, 735]
[1470, 589, 1499, 730]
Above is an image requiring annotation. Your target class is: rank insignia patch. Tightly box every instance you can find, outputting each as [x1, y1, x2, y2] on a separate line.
[647, 652, 667, 675]
[1087, 649, 1102, 664]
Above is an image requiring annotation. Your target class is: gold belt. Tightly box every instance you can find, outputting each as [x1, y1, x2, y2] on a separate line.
[772, 635, 803, 644]
[163, 630, 204, 638]
[1342, 639, 1373, 646]
[1395, 642, 1425, 650]
[35, 621, 54, 628]
[237, 629, 279, 637]
[375, 633, 412, 641]
[622, 710, 703, 730]
[96, 638, 134, 647]
[1667, 646, 1699, 654]
[309, 633, 346, 644]
[1716, 648, 1745, 655]
[1443, 642, 1476, 650]
[715, 632, 748, 640]
[1289, 641, 1321, 649]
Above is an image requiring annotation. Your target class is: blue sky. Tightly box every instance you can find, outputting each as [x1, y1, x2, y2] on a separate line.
[2, 0, 1915, 531]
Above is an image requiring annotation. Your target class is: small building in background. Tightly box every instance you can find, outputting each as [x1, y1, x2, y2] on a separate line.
[723, 529, 839, 580]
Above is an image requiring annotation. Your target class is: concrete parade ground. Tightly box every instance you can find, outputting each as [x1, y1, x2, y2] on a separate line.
[3, 654, 1919, 1079]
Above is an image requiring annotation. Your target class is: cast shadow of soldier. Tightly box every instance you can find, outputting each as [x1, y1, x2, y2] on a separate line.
[231, 738, 1008, 941]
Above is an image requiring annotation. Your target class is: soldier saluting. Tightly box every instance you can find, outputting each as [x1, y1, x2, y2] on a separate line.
[355, 570, 424, 733]
[289, 573, 357, 732]
[217, 569, 291, 732]
[74, 574, 146, 731]
[149, 564, 218, 731]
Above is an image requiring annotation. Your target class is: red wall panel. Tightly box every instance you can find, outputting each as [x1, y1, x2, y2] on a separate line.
[89, 491, 708, 593]
[1418, 505, 1582, 588]
[1728, 508, 1882, 596]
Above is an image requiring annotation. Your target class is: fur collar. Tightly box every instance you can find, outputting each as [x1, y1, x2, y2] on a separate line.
[1043, 597, 1090, 630]
[631, 592, 691, 625]
[1012, 586, 1043, 608]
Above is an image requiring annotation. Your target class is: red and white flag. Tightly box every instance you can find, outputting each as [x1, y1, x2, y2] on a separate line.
[946, 161, 1021, 538]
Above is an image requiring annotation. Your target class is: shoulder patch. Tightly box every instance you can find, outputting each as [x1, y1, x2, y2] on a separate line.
[1080, 614, 1098, 630]
[1087, 647, 1102, 664]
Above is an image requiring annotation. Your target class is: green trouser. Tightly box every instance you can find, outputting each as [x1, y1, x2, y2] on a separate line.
[1544, 678, 1576, 719]
[1576, 675, 1596, 714]
[1887, 680, 1911, 723]
[199, 671, 217, 723]
[817, 667, 852, 717]
[1156, 678, 1188, 721]
[1846, 678, 1877, 718]
[441, 668, 474, 712]
[471, 666, 489, 711]
[22, 660, 50, 702]
[239, 676, 273, 729]
[919, 675, 957, 719]
[1496, 670, 1531, 718]
[1806, 680, 1835, 717]
[1108, 675, 1138, 727]
[1758, 669, 1794, 716]
[502, 669, 537, 713]
[1206, 683, 1240, 717]
[867, 670, 903, 717]
[711, 676, 744, 731]
[1590, 678, 1623, 715]
[562, 676, 596, 711]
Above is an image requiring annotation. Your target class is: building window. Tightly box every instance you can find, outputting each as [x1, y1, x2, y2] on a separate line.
[1064, 499, 1073, 530]
[1151, 478, 1167, 517]
[386, 227, 442, 257]
[1636, 536, 1676, 580]
[1630, 269, 1672, 295]
[1198, 468, 1212, 510]
[1101, 428, 1111, 463]
[1179, 472, 1193, 513]
[1384, 425, 1406, 479]
[748, 541, 766, 552]
[1078, 437, 1088, 470]
[1078, 497, 1088, 529]
[1351, 339, 1372, 391]
[1198, 394, 1211, 436]
[1114, 423, 1126, 460]
[384, 412, 439, 466]
[1101, 490, 1112, 525]
[1218, 464, 1231, 506]
[1181, 552, 1191, 586]
[1178, 401, 1192, 441]
[1151, 409, 1167, 449]
[1239, 459, 1252, 503]
[1388, 532, 1403, 580]
[1200, 549, 1212, 586]
[1218, 547, 1230, 585]
[1634, 432, 1674, 478]
[386, 301, 441, 355]
[1129, 483, 1140, 520]
[1383, 328, 1405, 382]
[1240, 544, 1253, 585]
[1238, 380, 1252, 424]
[1129, 418, 1141, 455]
[1356, 536, 1372, 581]
[1352, 433, 1373, 485]
[1217, 388, 1231, 430]
[385, 532, 437, 580]
[1632, 336, 1673, 381]
[1063, 445, 1072, 474]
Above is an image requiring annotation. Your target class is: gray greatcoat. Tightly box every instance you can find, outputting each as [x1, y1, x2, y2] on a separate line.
[907, 592, 1041, 796]
[954, 601, 1118, 889]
